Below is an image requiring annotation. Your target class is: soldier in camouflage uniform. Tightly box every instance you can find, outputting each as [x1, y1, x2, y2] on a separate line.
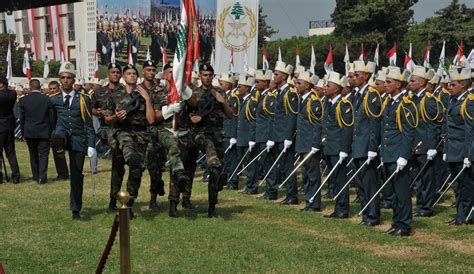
[91, 63, 126, 211]
[104, 64, 156, 218]
[188, 64, 234, 218]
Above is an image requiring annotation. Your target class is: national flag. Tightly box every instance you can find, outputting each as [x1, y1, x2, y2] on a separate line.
[423, 42, 431, 68]
[6, 40, 12, 81]
[310, 45, 316, 74]
[295, 47, 300, 66]
[358, 44, 366, 61]
[22, 45, 31, 80]
[403, 43, 414, 70]
[438, 40, 448, 76]
[373, 43, 379, 67]
[146, 46, 151, 61]
[386, 43, 397, 66]
[111, 42, 116, 64]
[49, 6, 64, 61]
[453, 40, 467, 66]
[26, 9, 39, 60]
[324, 46, 333, 74]
[262, 48, 269, 70]
[43, 40, 50, 79]
[161, 46, 168, 66]
[344, 44, 350, 76]
[229, 47, 234, 72]
[278, 47, 282, 62]
[128, 44, 133, 65]
[210, 48, 215, 68]
[93, 52, 99, 78]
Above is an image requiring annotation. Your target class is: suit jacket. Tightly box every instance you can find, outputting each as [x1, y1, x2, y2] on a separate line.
[271, 84, 300, 142]
[50, 91, 95, 152]
[0, 88, 17, 133]
[295, 93, 323, 153]
[19, 91, 53, 139]
[322, 95, 353, 156]
[443, 90, 470, 162]
[380, 94, 415, 163]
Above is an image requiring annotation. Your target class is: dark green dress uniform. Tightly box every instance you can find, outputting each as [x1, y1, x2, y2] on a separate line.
[223, 88, 240, 189]
[236, 93, 252, 189]
[379, 93, 394, 208]
[434, 86, 450, 111]
[464, 92, 474, 224]
[295, 93, 323, 210]
[444, 90, 474, 225]
[91, 85, 126, 209]
[411, 89, 443, 216]
[352, 85, 382, 225]
[255, 88, 278, 199]
[380, 93, 416, 233]
[322, 94, 353, 217]
[268, 83, 300, 203]
[50, 90, 95, 213]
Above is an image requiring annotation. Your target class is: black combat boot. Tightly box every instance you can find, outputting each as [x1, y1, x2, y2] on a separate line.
[149, 193, 158, 210]
[175, 171, 189, 193]
[208, 203, 217, 218]
[182, 197, 195, 209]
[169, 200, 179, 218]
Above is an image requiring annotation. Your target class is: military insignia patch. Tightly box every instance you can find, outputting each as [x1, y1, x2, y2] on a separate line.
[345, 108, 350, 113]
[65, 64, 71, 69]
[371, 97, 377, 103]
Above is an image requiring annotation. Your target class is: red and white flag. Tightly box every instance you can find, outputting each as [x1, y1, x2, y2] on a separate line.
[423, 42, 431, 68]
[453, 40, 467, 66]
[386, 43, 397, 66]
[128, 44, 133, 65]
[295, 47, 300, 66]
[23, 45, 31, 80]
[262, 48, 269, 70]
[6, 40, 12, 81]
[161, 46, 168, 67]
[48, 6, 64, 61]
[404, 43, 415, 70]
[310, 45, 316, 74]
[324, 46, 333, 74]
[26, 9, 39, 60]
[358, 44, 366, 61]
[373, 43, 379, 67]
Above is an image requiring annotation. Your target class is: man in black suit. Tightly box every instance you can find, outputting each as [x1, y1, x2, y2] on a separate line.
[0, 76, 20, 184]
[19, 79, 53, 184]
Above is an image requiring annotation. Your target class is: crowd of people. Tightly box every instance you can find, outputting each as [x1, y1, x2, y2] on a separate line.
[1, 53, 473, 236]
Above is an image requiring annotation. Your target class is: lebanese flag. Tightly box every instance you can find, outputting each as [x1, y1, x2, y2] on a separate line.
[404, 43, 415, 70]
[23, 45, 31, 80]
[43, 40, 50, 79]
[358, 44, 366, 61]
[344, 44, 350, 76]
[161, 46, 168, 66]
[262, 48, 269, 70]
[111, 42, 116, 64]
[26, 9, 39, 60]
[423, 42, 431, 68]
[324, 46, 333, 73]
[184, 0, 199, 84]
[386, 42, 397, 66]
[6, 40, 12, 81]
[373, 43, 379, 67]
[453, 40, 467, 66]
[48, 6, 64, 61]
[229, 47, 234, 72]
[295, 47, 300, 66]
[93, 52, 99, 78]
[310, 45, 316, 74]
[128, 44, 133, 65]
[210, 48, 215, 68]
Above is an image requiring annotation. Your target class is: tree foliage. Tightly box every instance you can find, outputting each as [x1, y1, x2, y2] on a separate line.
[258, 5, 278, 49]
[0, 33, 25, 78]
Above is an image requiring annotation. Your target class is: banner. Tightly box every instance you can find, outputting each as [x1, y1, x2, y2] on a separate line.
[5, 14, 16, 34]
[26, 9, 39, 60]
[49, 6, 64, 61]
[215, 0, 259, 74]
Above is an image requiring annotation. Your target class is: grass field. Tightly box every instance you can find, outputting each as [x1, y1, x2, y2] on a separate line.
[0, 142, 473, 273]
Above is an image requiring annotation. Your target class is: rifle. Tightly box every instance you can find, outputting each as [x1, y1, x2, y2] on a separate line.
[120, 91, 145, 114]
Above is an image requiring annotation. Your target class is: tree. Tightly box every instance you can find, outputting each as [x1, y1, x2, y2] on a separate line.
[0, 34, 25, 78]
[231, 2, 245, 20]
[257, 5, 278, 48]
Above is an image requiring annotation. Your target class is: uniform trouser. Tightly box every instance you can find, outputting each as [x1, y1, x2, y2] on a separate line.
[223, 137, 239, 187]
[448, 162, 474, 222]
[110, 151, 126, 201]
[51, 141, 69, 179]
[263, 145, 277, 198]
[241, 146, 259, 193]
[327, 155, 349, 215]
[384, 162, 412, 232]
[0, 129, 20, 180]
[302, 151, 321, 209]
[269, 143, 297, 200]
[159, 129, 184, 175]
[380, 162, 394, 207]
[349, 160, 363, 201]
[434, 154, 449, 195]
[413, 154, 436, 214]
[324, 154, 336, 196]
[169, 133, 198, 201]
[146, 139, 165, 196]
[68, 150, 85, 212]
[25, 138, 50, 181]
[194, 130, 225, 205]
[356, 157, 380, 223]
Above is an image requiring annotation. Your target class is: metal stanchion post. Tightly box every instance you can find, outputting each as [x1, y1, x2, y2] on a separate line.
[117, 191, 131, 274]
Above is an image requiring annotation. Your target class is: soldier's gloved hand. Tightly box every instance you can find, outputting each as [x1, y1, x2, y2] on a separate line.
[463, 158, 472, 168]
[426, 149, 437, 161]
[443, 153, 447, 162]
[229, 138, 237, 146]
[311, 147, 319, 154]
[266, 140, 275, 152]
[339, 151, 348, 162]
[87, 147, 96, 158]
[182, 86, 193, 100]
[132, 46, 138, 53]
[170, 102, 181, 113]
[367, 151, 377, 164]
[284, 140, 292, 149]
[161, 105, 174, 120]
[102, 46, 107, 54]
[248, 141, 256, 151]
[396, 157, 408, 171]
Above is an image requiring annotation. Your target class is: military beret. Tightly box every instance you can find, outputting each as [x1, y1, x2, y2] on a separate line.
[108, 63, 122, 71]
[142, 60, 157, 69]
[122, 64, 139, 75]
[199, 63, 214, 74]
[163, 63, 173, 71]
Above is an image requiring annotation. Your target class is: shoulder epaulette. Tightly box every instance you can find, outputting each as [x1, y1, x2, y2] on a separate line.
[49, 92, 61, 97]
[468, 94, 474, 101]
[289, 86, 298, 93]
[79, 91, 90, 97]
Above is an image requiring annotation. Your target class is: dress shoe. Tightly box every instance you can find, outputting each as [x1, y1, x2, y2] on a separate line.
[385, 226, 397, 234]
[56, 175, 69, 180]
[414, 211, 433, 217]
[108, 200, 118, 212]
[257, 194, 276, 200]
[182, 197, 195, 209]
[324, 212, 349, 219]
[323, 192, 335, 199]
[38, 179, 48, 184]
[360, 220, 380, 226]
[72, 211, 81, 220]
[169, 200, 179, 218]
[300, 207, 321, 212]
[280, 197, 290, 204]
[208, 204, 218, 218]
[391, 229, 411, 237]
[280, 198, 299, 205]
[448, 219, 464, 226]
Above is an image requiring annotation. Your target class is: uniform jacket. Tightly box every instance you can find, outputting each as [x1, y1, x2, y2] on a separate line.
[237, 93, 254, 146]
[322, 94, 353, 156]
[443, 90, 470, 162]
[255, 88, 276, 143]
[223, 88, 239, 139]
[271, 83, 300, 142]
[412, 89, 443, 155]
[295, 93, 323, 153]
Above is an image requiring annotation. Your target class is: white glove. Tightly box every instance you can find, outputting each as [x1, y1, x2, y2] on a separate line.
[367, 151, 377, 163]
[443, 153, 447, 162]
[248, 141, 256, 151]
[396, 157, 408, 171]
[339, 151, 348, 162]
[161, 105, 174, 120]
[284, 140, 292, 149]
[230, 138, 237, 145]
[170, 102, 182, 113]
[266, 140, 275, 151]
[102, 46, 107, 54]
[115, 41, 119, 47]
[426, 149, 437, 161]
[463, 158, 472, 168]
[87, 147, 96, 158]
[132, 46, 137, 53]
[182, 86, 193, 100]
[311, 147, 319, 154]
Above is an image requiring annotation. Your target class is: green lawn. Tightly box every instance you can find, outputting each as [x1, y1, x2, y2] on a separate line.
[0, 141, 472, 273]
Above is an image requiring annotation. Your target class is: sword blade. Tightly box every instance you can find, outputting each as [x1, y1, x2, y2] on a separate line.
[309, 159, 342, 203]
[259, 148, 286, 186]
[358, 167, 399, 215]
[334, 159, 369, 200]
[279, 151, 314, 189]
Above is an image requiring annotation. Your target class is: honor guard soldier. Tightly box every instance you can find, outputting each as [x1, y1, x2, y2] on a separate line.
[463, 83, 474, 224]
[266, 61, 300, 205]
[321, 72, 353, 219]
[380, 66, 417, 236]
[49, 62, 96, 220]
[407, 66, 442, 217]
[104, 64, 156, 218]
[91, 63, 126, 211]
[443, 67, 473, 225]
[189, 64, 234, 217]
[294, 72, 323, 211]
